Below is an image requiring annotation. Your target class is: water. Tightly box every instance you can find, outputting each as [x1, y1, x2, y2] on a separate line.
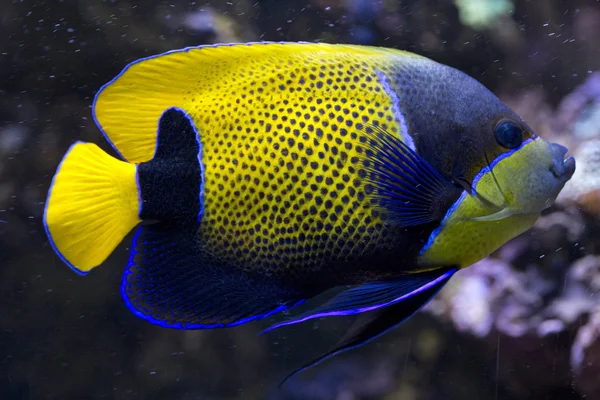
[1, 1, 600, 399]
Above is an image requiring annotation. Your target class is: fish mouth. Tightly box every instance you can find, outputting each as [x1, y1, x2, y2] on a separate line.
[549, 144, 576, 180]
[551, 155, 576, 180]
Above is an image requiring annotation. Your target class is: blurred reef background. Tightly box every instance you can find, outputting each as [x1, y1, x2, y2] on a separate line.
[2, 0, 600, 399]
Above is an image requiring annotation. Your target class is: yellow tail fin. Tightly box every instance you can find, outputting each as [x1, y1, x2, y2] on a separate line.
[44, 142, 141, 274]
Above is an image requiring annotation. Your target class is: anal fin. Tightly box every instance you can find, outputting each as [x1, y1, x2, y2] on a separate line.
[122, 222, 304, 329]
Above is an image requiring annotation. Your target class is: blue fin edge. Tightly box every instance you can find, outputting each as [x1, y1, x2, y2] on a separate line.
[261, 268, 456, 334]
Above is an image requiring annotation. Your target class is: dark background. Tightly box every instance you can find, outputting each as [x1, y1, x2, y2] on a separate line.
[2, 0, 600, 399]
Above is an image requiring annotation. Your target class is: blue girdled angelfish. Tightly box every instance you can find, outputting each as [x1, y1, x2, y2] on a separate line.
[43, 42, 575, 381]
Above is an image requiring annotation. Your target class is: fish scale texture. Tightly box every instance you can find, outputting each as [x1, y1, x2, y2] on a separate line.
[94, 43, 428, 278]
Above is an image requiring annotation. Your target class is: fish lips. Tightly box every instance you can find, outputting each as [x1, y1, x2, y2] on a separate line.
[549, 143, 576, 181]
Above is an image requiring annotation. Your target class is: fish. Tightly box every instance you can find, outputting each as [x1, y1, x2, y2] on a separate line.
[43, 42, 575, 382]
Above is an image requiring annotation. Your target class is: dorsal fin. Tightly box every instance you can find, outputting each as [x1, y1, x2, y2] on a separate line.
[357, 125, 462, 227]
[92, 42, 418, 163]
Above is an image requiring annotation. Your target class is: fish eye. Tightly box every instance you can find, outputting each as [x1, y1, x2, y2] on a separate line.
[494, 120, 523, 149]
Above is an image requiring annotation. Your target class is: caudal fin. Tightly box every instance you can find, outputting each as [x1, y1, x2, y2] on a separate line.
[44, 142, 141, 274]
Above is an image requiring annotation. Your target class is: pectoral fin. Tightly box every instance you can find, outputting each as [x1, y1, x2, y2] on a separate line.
[357, 124, 462, 226]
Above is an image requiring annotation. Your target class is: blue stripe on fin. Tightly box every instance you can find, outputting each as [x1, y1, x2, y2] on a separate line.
[263, 268, 455, 333]
[277, 268, 455, 386]
[121, 224, 305, 329]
